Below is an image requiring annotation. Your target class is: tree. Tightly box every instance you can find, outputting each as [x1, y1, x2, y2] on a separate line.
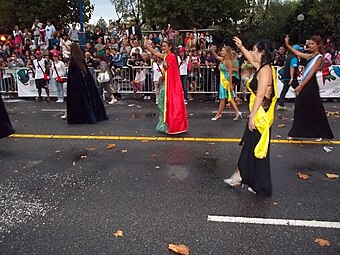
[0, 0, 94, 34]
[96, 17, 108, 32]
[110, 0, 143, 25]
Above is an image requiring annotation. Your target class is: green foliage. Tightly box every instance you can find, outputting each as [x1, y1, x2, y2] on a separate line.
[0, 0, 94, 33]
[110, 0, 142, 25]
[140, 0, 248, 30]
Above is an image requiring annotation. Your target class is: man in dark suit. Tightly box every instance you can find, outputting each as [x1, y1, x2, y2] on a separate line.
[128, 20, 142, 40]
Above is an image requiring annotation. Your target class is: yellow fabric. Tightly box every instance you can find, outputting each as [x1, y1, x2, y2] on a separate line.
[220, 71, 232, 102]
[163, 56, 167, 123]
[246, 66, 277, 159]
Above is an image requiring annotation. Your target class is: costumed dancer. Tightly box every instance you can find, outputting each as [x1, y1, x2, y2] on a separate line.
[146, 41, 188, 134]
[65, 43, 108, 124]
[0, 95, 15, 138]
[210, 45, 242, 121]
[285, 35, 333, 141]
[224, 37, 277, 197]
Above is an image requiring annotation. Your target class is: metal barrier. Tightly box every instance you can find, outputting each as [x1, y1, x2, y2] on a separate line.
[1, 66, 220, 98]
[0, 68, 19, 96]
[96, 65, 219, 95]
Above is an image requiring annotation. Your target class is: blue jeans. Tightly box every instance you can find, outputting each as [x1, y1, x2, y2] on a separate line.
[53, 78, 64, 100]
[180, 75, 188, 100]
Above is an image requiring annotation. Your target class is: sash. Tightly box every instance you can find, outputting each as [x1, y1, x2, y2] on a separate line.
[247, 66, 277, 159]
[302, 54, 322, 81]
[220, 66, 232, 102]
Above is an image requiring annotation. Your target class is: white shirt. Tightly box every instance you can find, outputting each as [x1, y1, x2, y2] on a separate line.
[33, 58, 47, 79]
[152, 62, 163, 82]
[69, 28, 79, 41]
[61, 39, 72, 58]
[45, 24, 56, 39]
[130, 47, 143, 56]
[178, 56, 189, 75]
[51, 61, 66, 78]
[32, 22, 42, 36]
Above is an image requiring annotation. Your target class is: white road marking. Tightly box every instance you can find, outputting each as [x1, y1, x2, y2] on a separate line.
[207, 215, 340, 229]
[40, 109, 65, 112]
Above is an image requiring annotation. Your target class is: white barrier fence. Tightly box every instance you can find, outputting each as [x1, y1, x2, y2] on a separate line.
[1, 65, 340, 98]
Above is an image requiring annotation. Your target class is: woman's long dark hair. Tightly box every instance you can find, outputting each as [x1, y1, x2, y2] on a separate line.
[255, 40, 275, 66]
[70, 43, 87, 73]
[162, 40, 178, 65]
[310, 35, 325, 55]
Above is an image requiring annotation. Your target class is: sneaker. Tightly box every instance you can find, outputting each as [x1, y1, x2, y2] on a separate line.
[315, 138, 323, 142]
[56, 99, 64, 103]
[155, 100, 158, 105]
[109, 99, 118, 105]
[46, 97, 51, 102]
[184, 100, 188, 105]
[61, 114, 67, 120]
[147, 96, 151, 100]
[188, 96, 194, 102]
[277, 105, 288, 111]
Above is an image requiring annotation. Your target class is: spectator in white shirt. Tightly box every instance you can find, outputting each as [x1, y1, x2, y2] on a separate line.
[45, 20, 56, 50]
[68, 23, 79, 42]
[32, 50, 50, 102]
[51, 53, 66, 102]
[31, 17, 42, 47]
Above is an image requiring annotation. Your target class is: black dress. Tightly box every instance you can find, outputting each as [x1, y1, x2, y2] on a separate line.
[288, 60, 334, 139]
[238, 64, 274, 197]
[67, 60, 108, 124]
[0, 95, 15, 138]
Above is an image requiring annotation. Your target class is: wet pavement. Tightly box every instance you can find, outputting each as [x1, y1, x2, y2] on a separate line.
[0, 97, 340, 255]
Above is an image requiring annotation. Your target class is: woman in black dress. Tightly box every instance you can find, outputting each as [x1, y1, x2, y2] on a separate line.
[224, 37, 277, 197]
[0, 95, 15, 138]
[66, 43, 108, 124]
[285, 35, 333, 141]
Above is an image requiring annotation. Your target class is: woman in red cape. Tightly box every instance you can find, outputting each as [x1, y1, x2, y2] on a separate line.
[146, 41, 188, 134]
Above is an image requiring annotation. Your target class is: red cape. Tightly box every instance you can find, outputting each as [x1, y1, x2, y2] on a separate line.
[164, 53, 188, 134]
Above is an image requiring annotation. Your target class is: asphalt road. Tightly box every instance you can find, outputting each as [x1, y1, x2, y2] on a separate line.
[0, 97, 339, 255]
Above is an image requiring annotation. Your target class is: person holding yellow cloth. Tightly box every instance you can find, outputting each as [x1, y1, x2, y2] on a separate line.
[224, 37, 277, 197]
[210, 45, 242, 121]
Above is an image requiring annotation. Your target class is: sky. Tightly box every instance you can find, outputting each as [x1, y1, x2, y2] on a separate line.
[89, 0, 118, 25]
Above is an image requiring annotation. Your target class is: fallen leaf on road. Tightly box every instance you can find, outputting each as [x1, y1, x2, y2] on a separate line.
[122, 149, 128, 153]
[55, 150, 61, 153]
[113, 230, 124, 238]
[277, 124, 285, 128]
[86, 147, 97, 151]
[149, 153, 157, 158]
[275, 135, 282, 138]
[297, 172, 310, 180]
[168, 244, 190, 255]
[141, 140, 149, 143]
[314, 237, 330, 247]
[106, 144, 116, 150]
[325, 173, 339, 179]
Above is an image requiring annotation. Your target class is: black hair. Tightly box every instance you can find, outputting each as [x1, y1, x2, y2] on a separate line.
[255, 40, 275, 66]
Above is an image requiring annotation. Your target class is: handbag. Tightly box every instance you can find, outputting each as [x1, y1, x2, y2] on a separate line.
[97, 71, 110, 83]
[37, 60, 50, 81]
[53, 61, 67, 83]
[56, 76, 68, 83]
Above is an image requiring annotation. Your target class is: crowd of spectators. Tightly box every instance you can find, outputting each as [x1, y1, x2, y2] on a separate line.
[1, 17, 340, 102]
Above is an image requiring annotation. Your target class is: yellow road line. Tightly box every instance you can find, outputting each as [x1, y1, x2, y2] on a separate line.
[8, 134, 340, 145]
